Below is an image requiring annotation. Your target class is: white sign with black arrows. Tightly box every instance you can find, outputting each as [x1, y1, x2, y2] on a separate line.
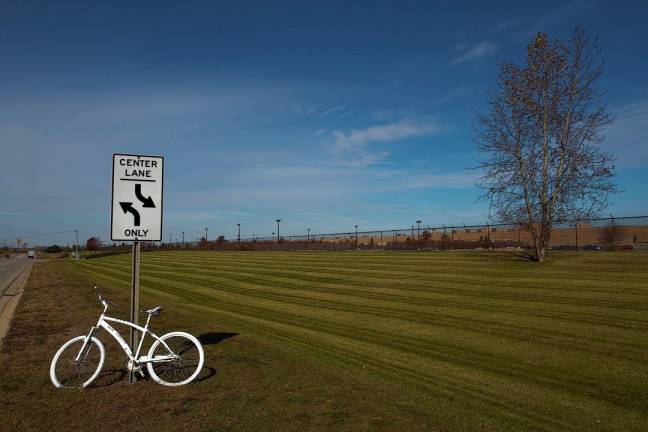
[111, 153, 164, 242]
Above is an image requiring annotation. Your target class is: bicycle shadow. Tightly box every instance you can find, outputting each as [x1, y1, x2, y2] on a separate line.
[197, 332, 238, 346]
[93, 369, 127, 387]
[190, 332, 239, 383]
[192, 365, 216, 383]
[92, 333, 237, 387]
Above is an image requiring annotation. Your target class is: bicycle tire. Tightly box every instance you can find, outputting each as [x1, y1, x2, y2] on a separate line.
[146, 332, 204, 386]
[50, 335, 105, 388]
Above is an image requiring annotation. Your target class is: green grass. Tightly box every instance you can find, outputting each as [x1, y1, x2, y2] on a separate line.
[67, 250, 648, 431]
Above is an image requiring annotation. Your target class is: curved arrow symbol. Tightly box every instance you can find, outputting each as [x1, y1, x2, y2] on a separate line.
[120, 202, 141, 226]
[135, 184, 155, 208]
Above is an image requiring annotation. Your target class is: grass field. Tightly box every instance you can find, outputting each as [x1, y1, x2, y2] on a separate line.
[2, 251, 648, 431]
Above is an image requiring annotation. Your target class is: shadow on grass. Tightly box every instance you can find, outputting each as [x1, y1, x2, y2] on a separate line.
[193, 365, 216, 383]
[93, 368, 127, 387]
[91, 333, 236, 387]
[136, 365, 218, 384]
[198, 332, 238, 346]
[474, 251, 537, 263]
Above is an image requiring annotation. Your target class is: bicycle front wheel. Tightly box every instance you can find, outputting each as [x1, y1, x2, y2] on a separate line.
[146, 332, 204, 386]
[50, 335, 105, 388]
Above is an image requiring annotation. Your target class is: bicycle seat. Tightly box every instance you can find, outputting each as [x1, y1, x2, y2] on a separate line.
[143, 306, 163, 316]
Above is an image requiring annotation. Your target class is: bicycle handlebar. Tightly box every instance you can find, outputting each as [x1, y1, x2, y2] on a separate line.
[94, 286, 119, 309]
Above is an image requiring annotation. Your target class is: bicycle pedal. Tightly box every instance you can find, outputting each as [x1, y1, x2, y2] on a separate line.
[137, 369, 145, 378]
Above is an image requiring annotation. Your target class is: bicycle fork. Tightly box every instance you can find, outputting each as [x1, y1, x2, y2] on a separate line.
[74, 326, 99, 362]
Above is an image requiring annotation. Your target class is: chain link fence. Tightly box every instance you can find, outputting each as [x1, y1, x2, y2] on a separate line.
[155, 215, 648, 252]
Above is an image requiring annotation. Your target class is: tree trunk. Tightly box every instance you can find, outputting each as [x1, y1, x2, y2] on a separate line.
[537, 246, 546, 262]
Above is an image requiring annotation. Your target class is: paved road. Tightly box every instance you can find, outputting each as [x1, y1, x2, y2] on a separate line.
[0, 254, 29, 296]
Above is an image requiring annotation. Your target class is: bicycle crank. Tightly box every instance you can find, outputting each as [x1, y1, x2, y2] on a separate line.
[127, 360, 146, 377]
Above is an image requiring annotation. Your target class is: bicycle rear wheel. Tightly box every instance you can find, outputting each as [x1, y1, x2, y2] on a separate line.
[146, 332, 204, 386]
[50, 335, 105, 388]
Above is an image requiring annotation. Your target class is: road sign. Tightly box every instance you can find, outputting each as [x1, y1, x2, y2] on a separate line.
[111, 153, 164, 242]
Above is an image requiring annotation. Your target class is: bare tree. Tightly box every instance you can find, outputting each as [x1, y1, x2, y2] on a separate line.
[476, 27, 616, 262]
[599, 217, 625, 251]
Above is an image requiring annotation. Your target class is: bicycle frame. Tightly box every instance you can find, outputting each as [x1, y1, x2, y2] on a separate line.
[75, 302, 175, 365]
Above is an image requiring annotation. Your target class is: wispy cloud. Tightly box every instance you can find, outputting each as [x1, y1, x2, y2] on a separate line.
[326, 118, 445, 168]
[377, 171, 479, 191]
[336, 151, 392, 168]
[519, 1, 591, 39]
[319, 105, 346, 118]
[451, 41, 498, 65]
[289, 104, 347, 119]
[0, 86, 471, 239]
[603, 99, 648, 167]
[332, 118, 443, 153]
[493, 17, 520, 33]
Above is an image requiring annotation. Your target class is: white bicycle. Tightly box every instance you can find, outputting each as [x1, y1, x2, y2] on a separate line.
[50, 287, 204, 388]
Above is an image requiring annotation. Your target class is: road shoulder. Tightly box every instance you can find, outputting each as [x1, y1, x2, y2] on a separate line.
[0, 261, 33, 344]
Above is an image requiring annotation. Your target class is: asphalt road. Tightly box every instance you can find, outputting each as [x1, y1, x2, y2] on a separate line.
[0, 254, 29, 296]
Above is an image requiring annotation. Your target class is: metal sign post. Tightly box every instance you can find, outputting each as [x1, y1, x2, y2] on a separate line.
[129, 240, 141, 383]
[111, 153, 164, 384]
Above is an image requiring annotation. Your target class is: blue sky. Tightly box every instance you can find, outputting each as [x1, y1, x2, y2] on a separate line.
[1, 0, 647, 245]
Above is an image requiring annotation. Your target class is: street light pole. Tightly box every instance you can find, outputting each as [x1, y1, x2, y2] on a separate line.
[75, 229, 79, 261]
[307, 228, 310, 246]
[443, 225, 447, 249]
[237, 224, 241, 242]
[354, 225, 358, 249]
[276, 219, 281, 243]
[463, 224, 467, 249]
[205, 227, 208, 242]
[182, 232, 185, 247]
[416, 220, 421, 240]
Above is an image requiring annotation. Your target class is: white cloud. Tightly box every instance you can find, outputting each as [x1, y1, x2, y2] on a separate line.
[332, 118, 443, 153]
[0, 85, 474, 240]
[335, 151, 392, 168]
[335, 109, 356, 120]
[289, 104, 346, 118]
[451, 41, 498, 65]
[381, 172, 479, 191]
[319, 105, 345, 117]
[327, 118, 444, 168]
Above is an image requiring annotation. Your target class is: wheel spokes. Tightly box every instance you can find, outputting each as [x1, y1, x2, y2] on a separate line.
[151, 336, 200, 384]
[56, 340, 102, 388]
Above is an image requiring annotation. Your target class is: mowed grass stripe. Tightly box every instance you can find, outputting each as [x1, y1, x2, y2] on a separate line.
[82, 259, 648, 357]
[138, 253, 648, 306]
[142, 251, 648, 285]
[143, 256, 648, 300]
[81, 259, 646, 362]
[78, 257, 648, 360]
[79, 262, 642, 430]
[75, 251, 648, 431]
[184, 304, 590, 432]
[85, 254, 648, 312]
[82, 260, 643, 392]
[80, 258, 648, 334]
[142, 253, 648, 291]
